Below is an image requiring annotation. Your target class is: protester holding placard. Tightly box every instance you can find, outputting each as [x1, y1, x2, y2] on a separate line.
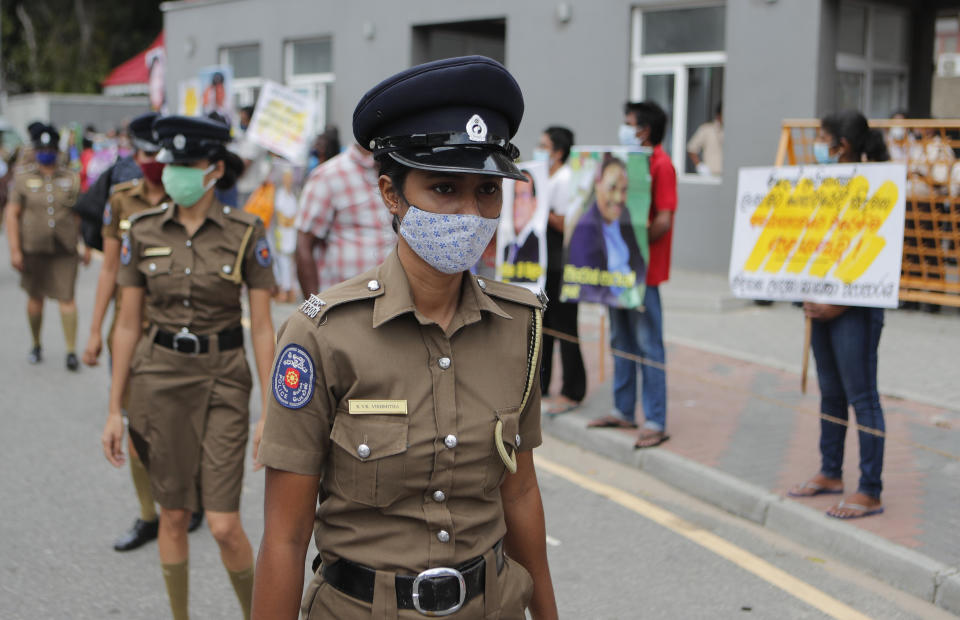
[789, 110, 890, 520]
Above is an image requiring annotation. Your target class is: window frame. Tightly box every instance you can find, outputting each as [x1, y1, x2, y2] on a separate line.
[218, 44, 263, 108]
[835, 1, 909, 117]
[284, 37, 336, 133]
[630, 5, 726, 184]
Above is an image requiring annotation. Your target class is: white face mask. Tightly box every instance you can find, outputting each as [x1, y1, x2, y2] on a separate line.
[618, 124, 640, 146]
[398, 205, 499, 274]
[889, 126, 906, 141]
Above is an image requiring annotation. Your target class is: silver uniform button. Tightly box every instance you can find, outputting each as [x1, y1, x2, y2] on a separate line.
[47, 207, 55, 215]
[45, 184, 53, 191]
[47, 195, 55, 203]
[223, 206, 231, 214]
[444, 434, 458, 449]
[222, 265, 232, 274]
[149, 263, 157, 272]
[357, 443, 371, 458]
[182, 299, 190, 307]
[437, 530, 450, 543]
[438, 357, 451, 370]
[184, 268, 191, 275]
[367, 279, 380, 291]
[477, 278, 487, 290]
[185, 240, 192, 247]
[516, 434, 522, 447]
[432, 490, 446, 502]
[48, 220, 55, 228]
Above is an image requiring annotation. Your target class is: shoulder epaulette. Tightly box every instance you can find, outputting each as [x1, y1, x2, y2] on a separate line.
[222, 205, 260, 226]
[128, 204, 168, 226]
[110, 178, 141, 195]
[479, 278, 546, 310]
[299, 269, 384, 322]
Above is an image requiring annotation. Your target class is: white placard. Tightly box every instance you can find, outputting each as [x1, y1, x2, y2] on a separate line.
[245, 80, 316, 165]
[729, 163, 907, 308]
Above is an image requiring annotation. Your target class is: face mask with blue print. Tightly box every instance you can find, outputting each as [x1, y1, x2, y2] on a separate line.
[36, 151, 57, 166]
[398, 205, 499, 274]
[813, 142, 838, 164]
[618, 124, 641, 146]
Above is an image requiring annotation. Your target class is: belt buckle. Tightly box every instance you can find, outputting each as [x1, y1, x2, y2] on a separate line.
[411, 567, 466, 617]
[172, 328, 200, 355]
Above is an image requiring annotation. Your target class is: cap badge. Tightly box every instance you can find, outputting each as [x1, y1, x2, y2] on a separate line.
[467, 114, 488, 142]
[40, 133, 51, 145]
[173, 134, 186, 150]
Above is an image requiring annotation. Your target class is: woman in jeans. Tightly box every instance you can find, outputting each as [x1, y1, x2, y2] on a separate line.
[789, 110, 889, 519]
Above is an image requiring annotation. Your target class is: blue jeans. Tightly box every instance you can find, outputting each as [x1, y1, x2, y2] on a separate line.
[608, 286, 666, 431]
[811, 307, 885, 498]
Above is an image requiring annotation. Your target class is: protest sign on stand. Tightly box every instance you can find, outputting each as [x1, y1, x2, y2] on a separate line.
[244, 80, 316, 165]
[729, 163, 907, 308]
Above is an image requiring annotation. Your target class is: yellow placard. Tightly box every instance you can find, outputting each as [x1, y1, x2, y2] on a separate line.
[348, 400, 408, 415]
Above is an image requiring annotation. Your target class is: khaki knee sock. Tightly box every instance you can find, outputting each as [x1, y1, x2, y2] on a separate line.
[129, 452, 157, 522]
[60, 309, 77, 354]
[28, 312, 42, 349]
[227, 566, 255, 620]
[162, 560, 189, 620]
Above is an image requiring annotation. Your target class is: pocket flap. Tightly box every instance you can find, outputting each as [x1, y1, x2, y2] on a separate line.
[138, 256, 173, 277]
[330, 413, 408, 461]
[496, 407, 521, 449]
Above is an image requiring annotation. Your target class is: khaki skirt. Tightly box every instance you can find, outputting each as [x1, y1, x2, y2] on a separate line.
[126, 332, 253, 513]
[20, 251, 78, 301]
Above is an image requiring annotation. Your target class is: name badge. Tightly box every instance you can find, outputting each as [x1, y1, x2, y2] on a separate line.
[348, 400, 408, 415]
[143, 246, 173, 257]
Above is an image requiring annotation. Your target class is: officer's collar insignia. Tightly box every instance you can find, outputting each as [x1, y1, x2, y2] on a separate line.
[466, 114, 487, 142]
[173, 134, 186, 150]
[300, 294, 327, 319]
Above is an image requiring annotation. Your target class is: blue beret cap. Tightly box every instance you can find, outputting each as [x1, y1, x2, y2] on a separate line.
[129, 113, 161, 153]
[153, 115, 231, 164]
[353, 55, 525, 180]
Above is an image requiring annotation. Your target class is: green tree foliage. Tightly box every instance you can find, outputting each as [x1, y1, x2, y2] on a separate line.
[1, 0, 165, 94]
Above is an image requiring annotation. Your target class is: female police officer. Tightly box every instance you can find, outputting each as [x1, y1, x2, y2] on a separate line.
[253, 57, 558, 619]
[101, 116, 276, 620]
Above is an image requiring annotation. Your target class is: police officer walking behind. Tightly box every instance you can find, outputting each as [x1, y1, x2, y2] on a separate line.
[5, 123, 88, 370]
[253, 56, 558, 620]
[101, 116, 276, 620]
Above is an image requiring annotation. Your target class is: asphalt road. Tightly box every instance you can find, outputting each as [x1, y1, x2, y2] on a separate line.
[0, 242, 950, 619]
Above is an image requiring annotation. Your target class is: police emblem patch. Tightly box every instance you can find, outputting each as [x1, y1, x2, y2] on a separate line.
[120, 236, 132, 265]
[255, 238, 272, 267]
[103, 203, 112, 226]
[273, 344, 315, 409]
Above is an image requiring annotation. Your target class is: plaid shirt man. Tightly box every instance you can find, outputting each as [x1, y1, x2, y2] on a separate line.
[296, 144, 395, 290]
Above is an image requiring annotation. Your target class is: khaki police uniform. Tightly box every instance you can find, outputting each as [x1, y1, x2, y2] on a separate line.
[102, 178, 169, 350]
[117, 200, 275, 512]
[11, 162, 81, 301]
[259, 250, 543, 619]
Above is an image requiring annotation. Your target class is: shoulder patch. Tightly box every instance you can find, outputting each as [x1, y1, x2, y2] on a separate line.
[481, 278, 545, 309]
[254, 237, 272, 267]
[272, 344, 315, 409]
[120, 236, 132, 265]
[103, 202, 112, 226]
[110, 179, 140, 195]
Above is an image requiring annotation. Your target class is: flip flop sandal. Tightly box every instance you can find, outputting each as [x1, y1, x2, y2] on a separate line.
[826, 502, 885, 519]
[545, 400, 580, 416]
[787, 481, 845, 497]
[587, 416, 638, 429]
[634, 431, 669, 449]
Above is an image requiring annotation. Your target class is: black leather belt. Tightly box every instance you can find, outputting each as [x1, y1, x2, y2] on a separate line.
[321, 540, 504, 616]
[153, 325, 243, 355]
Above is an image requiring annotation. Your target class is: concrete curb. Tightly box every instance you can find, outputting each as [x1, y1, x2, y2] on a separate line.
[541, 410, 960, 614]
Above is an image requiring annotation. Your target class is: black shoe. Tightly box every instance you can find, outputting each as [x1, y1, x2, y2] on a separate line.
[113, 518, 159, 552]
[27, 347, 42, 364]
[66, 353, 79, 371]
[188, 509, 204, 533]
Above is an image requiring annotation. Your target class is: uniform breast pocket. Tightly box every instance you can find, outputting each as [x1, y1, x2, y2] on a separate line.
[138, 256, 174, 279]
[483, 406, 521, 494]
[329, 413, 409, 507]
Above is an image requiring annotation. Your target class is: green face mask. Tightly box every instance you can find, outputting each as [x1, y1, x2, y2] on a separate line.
[161, 164, 216, 207]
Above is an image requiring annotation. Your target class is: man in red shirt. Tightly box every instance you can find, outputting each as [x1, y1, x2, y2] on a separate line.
[588, 101, 677, 448]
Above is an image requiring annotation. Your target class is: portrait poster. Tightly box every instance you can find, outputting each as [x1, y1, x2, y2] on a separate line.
[146, 46, 166, 113]
[177, 79, 201, 117]
[245, 81, 316, 165]
[495, 160, 550, 293]
[560, 147, 651, 309]
[729, 163, 906, 308]
[198, 65, 235, 124]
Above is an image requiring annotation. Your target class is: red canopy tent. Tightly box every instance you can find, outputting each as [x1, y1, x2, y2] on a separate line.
[101, 32, 164, 96]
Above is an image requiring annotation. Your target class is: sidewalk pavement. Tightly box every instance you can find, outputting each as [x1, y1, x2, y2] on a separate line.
[541, 269, 960, 614]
